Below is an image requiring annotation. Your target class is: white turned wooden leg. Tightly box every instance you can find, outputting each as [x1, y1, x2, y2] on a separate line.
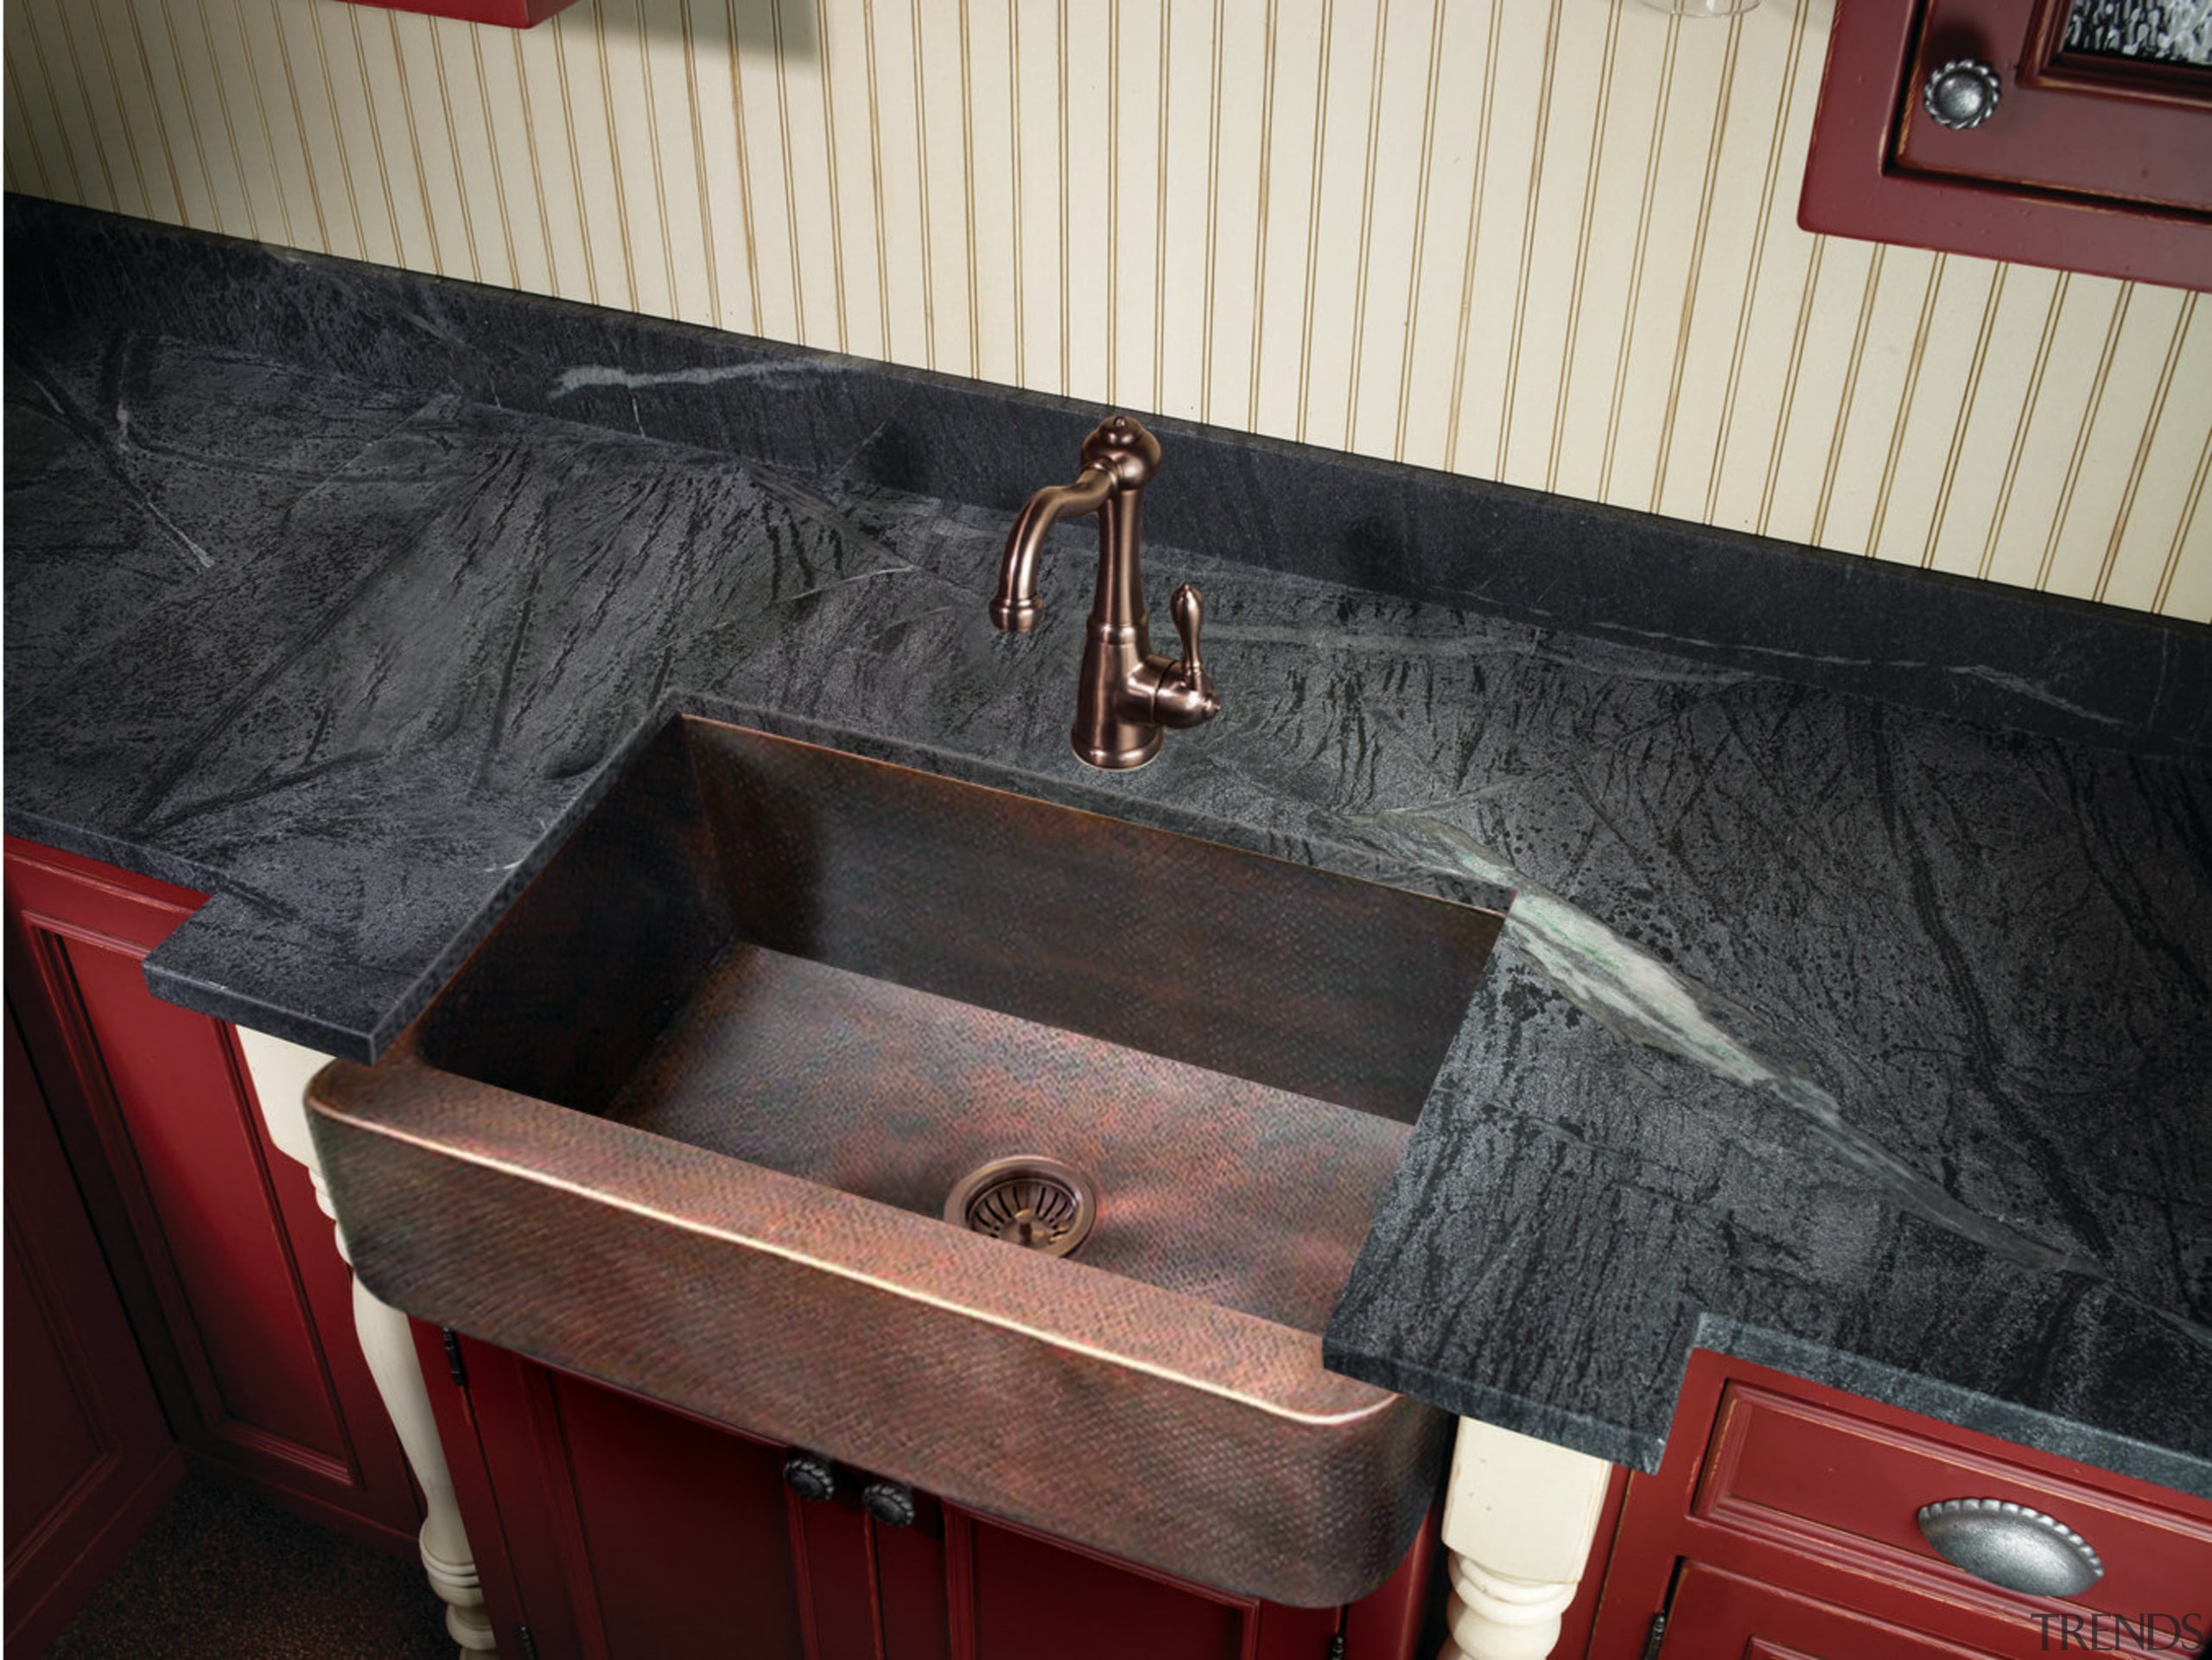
[237, 1030, 499, 1658]
[1436, 1417, 1613, 1660]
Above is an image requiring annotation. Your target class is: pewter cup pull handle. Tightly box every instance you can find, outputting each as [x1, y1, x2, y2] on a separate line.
[1916, 1498, 2104, 1597]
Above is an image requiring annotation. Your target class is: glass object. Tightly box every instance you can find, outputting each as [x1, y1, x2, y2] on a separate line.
[1637, 0, 1758, 12]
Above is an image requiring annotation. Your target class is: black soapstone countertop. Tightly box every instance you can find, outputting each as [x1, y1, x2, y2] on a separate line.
[6, 205, 2209, 1498]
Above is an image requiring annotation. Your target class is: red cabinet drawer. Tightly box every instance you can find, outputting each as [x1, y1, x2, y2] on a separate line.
[1662, 1561, 2008, 1660]
[1694, 1383, 2212, 1625]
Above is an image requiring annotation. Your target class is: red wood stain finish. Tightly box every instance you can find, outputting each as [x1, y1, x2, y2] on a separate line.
[555, 1370, 804, 1656]
[474, 1340, 810, 1659]
[875, 1492, 952, 1660]
[1697, 1383, 2212, 1625]
[426, 1333, 1441, 1659]
[4, 1006, 185, 1653]
[3, 838, 420, 1552]
[1802, 0, 2212, 290]
[954, 1507, 1246, 1660]
[1586, 1350, 2212, 1660]
[407, 1320, 537, 1649]
[1663, 1561, 2007, 1658]
[790, 1480, 881, 1660]
[1548, 1463, 1630, 1660]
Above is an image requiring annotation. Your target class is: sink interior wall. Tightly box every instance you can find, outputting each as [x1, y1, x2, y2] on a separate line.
[421, 716, 1502, 1123]
[680, 719, 1500, 1121]
[418, 718, 736, 1111]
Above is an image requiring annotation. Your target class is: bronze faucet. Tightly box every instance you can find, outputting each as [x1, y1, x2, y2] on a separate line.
[991, 416, 1220, 771]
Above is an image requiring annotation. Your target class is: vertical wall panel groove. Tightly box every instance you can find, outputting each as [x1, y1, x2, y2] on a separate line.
[1593, 14, 1675, 502]
[2154, 428, 2211, 616]
[6, 0, 2206, 620]
[1440, 0, 1502, 475]
[1495, 0, 1561, 480]
[2096, 295, 2195, 605]
[2037, 286, 2133, 591]
[1646, 12, 1738, 516]
[43, 3, 125, 213]
[277, 2, 343, 252]
[116, 1, 194, 227]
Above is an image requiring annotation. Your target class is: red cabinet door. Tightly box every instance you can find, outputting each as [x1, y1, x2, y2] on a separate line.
[442, 1334, 813, 1660]
[3, 838, 421, 1554]
[3, 1003, 185, 1653]
[419, 1331, 1440, 1660]
[1801, 0, 2212, 289]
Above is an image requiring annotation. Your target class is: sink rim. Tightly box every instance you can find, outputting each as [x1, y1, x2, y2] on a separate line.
[314, 1027, 1408, 1428]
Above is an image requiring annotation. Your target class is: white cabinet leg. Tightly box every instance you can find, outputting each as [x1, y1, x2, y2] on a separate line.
[237, 1029, 498, 1658]
[349, 1274, 495, 1652]
[1436, 1417, 1613, 1660]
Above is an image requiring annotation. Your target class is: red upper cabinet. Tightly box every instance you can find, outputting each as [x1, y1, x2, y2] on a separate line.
[337, 0, 579, 28]
[1802, 0, 2212, 290]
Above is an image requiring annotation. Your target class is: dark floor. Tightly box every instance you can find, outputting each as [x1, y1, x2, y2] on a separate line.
[48, 1478, 454, 1659]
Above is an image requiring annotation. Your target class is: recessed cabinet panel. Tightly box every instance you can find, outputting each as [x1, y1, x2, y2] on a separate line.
[1662, 1563, 2006, 1659]
[1802, 0, 2212, 289]
[54, 934, 349, 1460]
[3, 1237, 110, 1539]
[540, 1370, 810, 1660]
[959, 1514, 1247, 1660]
[3, 1006, 182, 1654]
[1902, 0, 2212, 209]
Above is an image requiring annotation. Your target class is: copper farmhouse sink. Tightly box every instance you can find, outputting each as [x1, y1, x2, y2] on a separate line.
[308, 715, 1503, 1605]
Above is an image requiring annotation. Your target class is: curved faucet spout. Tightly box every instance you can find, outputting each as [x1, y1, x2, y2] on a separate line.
[990, 467, 1115, 633]
[990, 415, 1217, 771]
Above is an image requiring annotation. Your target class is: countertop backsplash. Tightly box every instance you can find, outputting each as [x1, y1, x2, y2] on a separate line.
[5, 0, 2207, 621]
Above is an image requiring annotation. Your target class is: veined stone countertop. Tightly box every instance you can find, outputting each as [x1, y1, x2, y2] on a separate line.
[7, 254, 2209, 1498]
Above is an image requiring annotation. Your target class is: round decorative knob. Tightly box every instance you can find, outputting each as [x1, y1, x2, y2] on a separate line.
[1078, 414, 1162, 490]
[1923, 59, 2002, 130]
[860, 1479, 916, 1529]
[1916, 1498, 2104, 1597]
[781, 1452, 837, 1503]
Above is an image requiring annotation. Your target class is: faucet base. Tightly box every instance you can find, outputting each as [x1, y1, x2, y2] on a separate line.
[1072, 730, 1163, 772]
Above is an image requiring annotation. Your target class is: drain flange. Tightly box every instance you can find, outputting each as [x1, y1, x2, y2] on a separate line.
[944, 1156, 1096, 1257]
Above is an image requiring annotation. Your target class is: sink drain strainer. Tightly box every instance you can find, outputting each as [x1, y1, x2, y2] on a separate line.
[944, 1156, 1096, 1257]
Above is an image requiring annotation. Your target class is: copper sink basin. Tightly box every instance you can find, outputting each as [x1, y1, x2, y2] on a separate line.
[308, 715, 1503, 1606]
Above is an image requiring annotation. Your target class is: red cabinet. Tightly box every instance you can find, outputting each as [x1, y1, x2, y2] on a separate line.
[1802, 0, 2212, 289]
[1586, 1351, 2212, 1659]
[336, 0, 578, 27]
[3, 840, 423, 1559]
[3, 1002, 184, 1654]
[414, 1327, 1441, 1660]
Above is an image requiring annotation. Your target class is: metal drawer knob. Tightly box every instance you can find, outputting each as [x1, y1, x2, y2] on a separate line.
[861, 1479, 916, 1529]
[782, 1452, 837, 1503]
[1916, 1498, 2104, 1597]
[1923, 59, 2002, 130]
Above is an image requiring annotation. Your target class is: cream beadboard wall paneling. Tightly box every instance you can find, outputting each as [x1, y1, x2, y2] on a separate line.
[6, 0, 2208, 619]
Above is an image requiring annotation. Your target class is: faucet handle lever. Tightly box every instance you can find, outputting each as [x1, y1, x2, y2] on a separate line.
[1170, 584, 1207, 688]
